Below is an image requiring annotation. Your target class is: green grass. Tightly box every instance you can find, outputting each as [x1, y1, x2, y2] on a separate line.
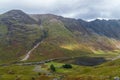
[0, 24, 45, 64]
[44, 61, 120, 80]
[0, 65, 36, 80]
[1, 60, 120, 80]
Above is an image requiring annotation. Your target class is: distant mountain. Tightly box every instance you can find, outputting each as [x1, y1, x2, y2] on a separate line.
[0, 10, 120, 63]
[79, 19, 120, 39]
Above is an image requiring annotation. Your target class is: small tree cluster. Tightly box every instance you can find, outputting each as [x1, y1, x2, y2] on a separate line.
[38, 72, 41, 76]
[31, 77, 35, 80]
[62, 64, 72, 69]
[50, 64, 56, 72]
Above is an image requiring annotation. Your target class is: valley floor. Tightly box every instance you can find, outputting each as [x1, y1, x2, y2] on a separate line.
[0, 61, 120, 80]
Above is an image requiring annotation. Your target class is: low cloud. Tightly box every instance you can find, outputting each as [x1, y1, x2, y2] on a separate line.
[0, 0, 120, 20]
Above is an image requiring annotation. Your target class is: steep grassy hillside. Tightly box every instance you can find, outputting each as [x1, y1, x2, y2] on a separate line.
[28, 14, 120, 62]
[28, 17, 93, 61]
[0, 10, 120, 63]
[0, 10, 44, 63]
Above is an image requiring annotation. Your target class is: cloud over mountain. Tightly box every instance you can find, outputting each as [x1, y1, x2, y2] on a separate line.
[0, 0, 120, 20]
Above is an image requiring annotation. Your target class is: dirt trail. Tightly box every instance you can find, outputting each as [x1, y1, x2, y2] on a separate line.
[21, 42, 42, 61]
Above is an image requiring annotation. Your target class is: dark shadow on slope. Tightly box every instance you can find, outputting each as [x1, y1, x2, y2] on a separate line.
[57, 56, 107, 66]
[75, 57, 107, 66]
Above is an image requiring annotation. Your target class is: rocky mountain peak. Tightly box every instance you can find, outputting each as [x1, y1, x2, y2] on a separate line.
[0, 10, 37, 24]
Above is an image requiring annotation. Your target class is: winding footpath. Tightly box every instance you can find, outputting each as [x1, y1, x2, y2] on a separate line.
[21, 42, 42, 61]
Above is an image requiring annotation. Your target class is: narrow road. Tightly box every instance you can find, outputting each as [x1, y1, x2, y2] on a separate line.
[18, 57, 70, 65]
[112, 55, 120, 61]
[21, 42, 42, 61]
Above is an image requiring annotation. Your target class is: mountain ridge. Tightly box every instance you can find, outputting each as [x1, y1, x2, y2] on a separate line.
[0, 10, 120, 63]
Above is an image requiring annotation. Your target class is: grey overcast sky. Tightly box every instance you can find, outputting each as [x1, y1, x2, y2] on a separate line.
[0, 0, 120, 20]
